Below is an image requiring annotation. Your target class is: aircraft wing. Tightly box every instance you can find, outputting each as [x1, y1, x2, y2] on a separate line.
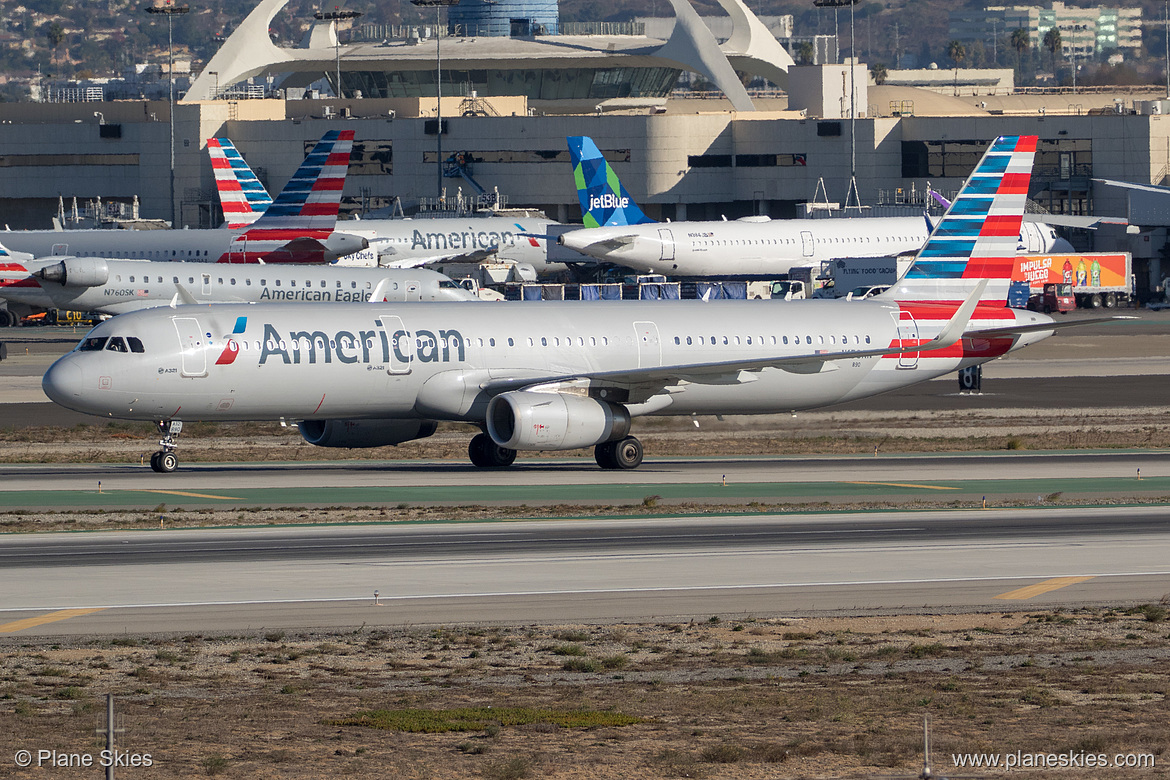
[481, 284, 985, 399]
[1021, 213, 1128, 229]
[376, 243, 499, 268]
[964, 315, 1136, 339]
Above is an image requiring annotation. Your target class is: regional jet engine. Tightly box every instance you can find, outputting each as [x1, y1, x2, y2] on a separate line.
[36, 257, 110, 287]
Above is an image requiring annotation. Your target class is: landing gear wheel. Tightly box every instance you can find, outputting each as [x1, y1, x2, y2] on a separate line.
[156, 452, 178, 473]
[150, 419, 183, 474]
[596, 437, 643, 470]
[611, 436, 644, 470]
[468, 433, 516, 468]
[594, 441, 616, 469]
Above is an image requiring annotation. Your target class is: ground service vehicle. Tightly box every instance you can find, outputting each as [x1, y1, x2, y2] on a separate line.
[1013, 253, 1132, 309]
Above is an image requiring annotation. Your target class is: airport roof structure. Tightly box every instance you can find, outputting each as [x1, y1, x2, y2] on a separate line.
[186, 0, 794, 111]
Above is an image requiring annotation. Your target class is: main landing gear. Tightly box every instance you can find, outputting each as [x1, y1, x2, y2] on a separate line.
[594, 436, 644, 470]
[468, 432, 517, 468]
[464, 432, 646, 470]
[149, 420, 183, 473]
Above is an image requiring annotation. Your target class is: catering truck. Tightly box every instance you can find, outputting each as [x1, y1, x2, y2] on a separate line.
[1012, 253, 1133, 309]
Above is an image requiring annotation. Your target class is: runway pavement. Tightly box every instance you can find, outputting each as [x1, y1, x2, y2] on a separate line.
[1, 507, 1168, 636]
[1, 450, 1169, 508]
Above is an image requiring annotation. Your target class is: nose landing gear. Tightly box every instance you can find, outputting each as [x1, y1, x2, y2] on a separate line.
[149, 420, 183, 473]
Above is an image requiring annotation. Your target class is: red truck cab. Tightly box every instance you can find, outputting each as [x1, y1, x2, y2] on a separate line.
[1028, 282, 1075, 314]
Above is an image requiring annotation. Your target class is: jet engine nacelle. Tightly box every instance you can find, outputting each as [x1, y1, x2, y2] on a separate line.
[486, 391, 631, 451]
[36, 257, 110, 287]
[298, 418, 438, 448]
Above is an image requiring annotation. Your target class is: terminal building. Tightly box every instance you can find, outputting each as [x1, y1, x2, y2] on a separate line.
[3, 0, 1170, 297]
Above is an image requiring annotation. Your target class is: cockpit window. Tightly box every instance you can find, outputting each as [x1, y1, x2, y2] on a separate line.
[79, 337, 108, 352]
[127, 337, 145, 354]
[439, 280, 460, 289]
[105, 337, 128, 353]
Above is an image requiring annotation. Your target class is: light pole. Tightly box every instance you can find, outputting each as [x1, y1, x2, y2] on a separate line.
[314, 8, 363, 100]
[412, 0, 459, 201]
[145, 1, 188, 227]
[814, 0, 859, 208]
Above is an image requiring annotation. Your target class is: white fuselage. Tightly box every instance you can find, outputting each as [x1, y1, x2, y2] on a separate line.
[0, 227, 368, 265]
[337, 215, 561, 272]
[559, 216, 1072, 277]
[43, 299, 1053, 425]
[0, 258, 477, 316]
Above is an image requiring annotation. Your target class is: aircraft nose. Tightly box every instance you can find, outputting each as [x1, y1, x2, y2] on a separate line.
[42, 358, 85, 407]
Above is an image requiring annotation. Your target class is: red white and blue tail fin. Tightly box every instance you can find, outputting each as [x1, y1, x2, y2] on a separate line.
[208, 138, 273, 229]
[246, 130, 353, 233]
[892, 135, 1037, 305]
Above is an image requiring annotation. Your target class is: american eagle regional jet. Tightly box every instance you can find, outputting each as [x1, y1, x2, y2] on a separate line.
[43, 136, 1113, 472]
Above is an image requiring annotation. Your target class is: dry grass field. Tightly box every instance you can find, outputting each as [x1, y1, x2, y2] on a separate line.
[2, 609, 1168, 778]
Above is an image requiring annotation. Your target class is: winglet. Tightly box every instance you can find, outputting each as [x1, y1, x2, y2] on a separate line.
[170, 283, 199, 308]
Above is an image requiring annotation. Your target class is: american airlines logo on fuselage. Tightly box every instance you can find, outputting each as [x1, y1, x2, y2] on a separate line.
[258, 287, 372, 303]
[257, 322, 465, 366]
[410, 228, 517, 251]
[589, 194, 629, 211]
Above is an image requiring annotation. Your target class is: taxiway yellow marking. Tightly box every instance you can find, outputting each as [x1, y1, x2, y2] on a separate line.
[0, 608, 106, 634]
[994, 576, 1096, 600]
[846, 481, 960, 491]
[134, 489, 241, 500]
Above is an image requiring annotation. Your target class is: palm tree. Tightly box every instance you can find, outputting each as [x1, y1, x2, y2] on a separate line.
[796, 41, 815, 66]
[1010, 27, 1031, 73]
[871, 62, 889, 85]
[46, 22, 65, 65]
[947, 39, 967, 95]
[1043, 27, 1062, 77]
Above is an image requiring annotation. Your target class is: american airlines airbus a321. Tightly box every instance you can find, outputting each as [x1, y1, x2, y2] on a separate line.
[43, 136, 1116, 472]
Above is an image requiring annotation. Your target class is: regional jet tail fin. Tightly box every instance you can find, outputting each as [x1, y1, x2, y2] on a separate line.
[567, 136, 654, 228]
[246, 130, 354, 234]
[208, 138, 274, 229]
[889, 135, 1038, 306]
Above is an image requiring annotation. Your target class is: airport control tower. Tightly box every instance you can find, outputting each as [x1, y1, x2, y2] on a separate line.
[447, 0, 559, 37]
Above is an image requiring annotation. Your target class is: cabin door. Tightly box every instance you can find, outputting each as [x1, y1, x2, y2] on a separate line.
[633, 321, 662, 368]
[173, 316, 208, 378]
[800, 231, 814, 257]
[896, 311, 919, 370]
[657, 229, 675, 262]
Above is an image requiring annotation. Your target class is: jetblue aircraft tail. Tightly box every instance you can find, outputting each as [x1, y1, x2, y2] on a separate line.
[208, 138, 273, 229]
[567, 136, 654, 228]
[891, 135, 1037, 306]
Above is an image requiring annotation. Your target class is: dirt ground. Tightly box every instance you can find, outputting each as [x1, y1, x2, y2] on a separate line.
[3, 402, 1170, 465]
[2, 609, 1168, 779]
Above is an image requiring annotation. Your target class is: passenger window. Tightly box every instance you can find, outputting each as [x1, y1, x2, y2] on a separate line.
[246, 279, 252, 286]
[508, 338, 514, 347]
[783, 336, 788, 345]
[746, 336, 752, 345]
[806, 336, 812, 345]
[541, 337, 548, 347]
[230, 279, 236, 285]
[686, 336, 692, 345]
[127, 337, 145, 354]
[490, 338, 496, 347]
[674, 337, 680, 345]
